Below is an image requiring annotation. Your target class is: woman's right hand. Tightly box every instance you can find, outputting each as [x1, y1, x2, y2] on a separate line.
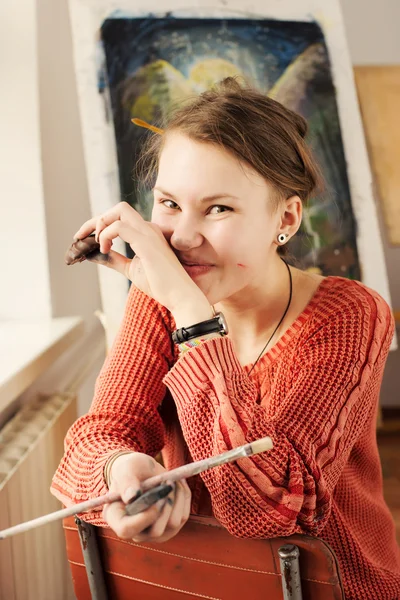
[103, 452, 191, 544]
[74, 202, 212, 318]
[85, 246, 153, 299]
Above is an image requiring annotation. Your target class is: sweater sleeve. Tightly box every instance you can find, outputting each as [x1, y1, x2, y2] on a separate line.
[51, 285, 176, 516]
[163, 284, 394, 538]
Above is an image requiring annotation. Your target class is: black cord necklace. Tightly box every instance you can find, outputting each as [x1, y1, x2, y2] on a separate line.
[247, 258, 293, 375]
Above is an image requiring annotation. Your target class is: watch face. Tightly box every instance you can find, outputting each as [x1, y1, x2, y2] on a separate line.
[217, 312, 229, 335]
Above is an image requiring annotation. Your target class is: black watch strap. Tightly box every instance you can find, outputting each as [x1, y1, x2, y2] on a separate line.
[172, 312, 228, 344]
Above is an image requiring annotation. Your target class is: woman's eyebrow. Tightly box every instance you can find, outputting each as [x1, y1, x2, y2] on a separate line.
[153, 187, 239, 203]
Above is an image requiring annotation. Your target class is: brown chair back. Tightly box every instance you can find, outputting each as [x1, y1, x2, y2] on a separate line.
[63, 514, 344, 599]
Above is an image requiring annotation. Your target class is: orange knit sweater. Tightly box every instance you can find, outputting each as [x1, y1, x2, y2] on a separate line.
[51, 277, 400, 600]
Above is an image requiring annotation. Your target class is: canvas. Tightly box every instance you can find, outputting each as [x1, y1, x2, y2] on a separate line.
[354, 66, 400, 247]
[68, 0, 392, 346]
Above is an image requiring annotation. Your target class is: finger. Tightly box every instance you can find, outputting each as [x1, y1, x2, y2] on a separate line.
[134, 481, 189, 544]
[73, 206, 122, 241]
[182, 480, 192, 522]
[103, 499, 165, 540]
[94, 216, 107, 244]
[167, 481, 190, 532]
[73, 217, 97, 240]
[139, 489, 175, 541]
[148, 222, 167, 241]
[180, 479, 192, 523]
[75, 203, 144, 241]
[98, 221, 138, 254]
[93, 208, 126, 243]
[86, 249, 132, 278]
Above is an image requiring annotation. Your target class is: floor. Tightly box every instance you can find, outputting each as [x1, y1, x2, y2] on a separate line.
[378, 430, 400, 544]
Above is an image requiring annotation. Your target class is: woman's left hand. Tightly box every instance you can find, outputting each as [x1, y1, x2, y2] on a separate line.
[103, 452, 191, 544]
[74, 202, 211, 320]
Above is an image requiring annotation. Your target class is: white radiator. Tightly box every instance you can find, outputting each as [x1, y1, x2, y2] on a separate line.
[0, 394, 77, 600]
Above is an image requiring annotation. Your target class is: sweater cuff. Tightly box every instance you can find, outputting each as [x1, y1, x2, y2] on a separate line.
[50, 446, 135, 508]
[163, 336, 244, 401]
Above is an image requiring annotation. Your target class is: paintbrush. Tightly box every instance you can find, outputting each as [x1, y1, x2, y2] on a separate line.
[65, 233, 102, 265]
[0, 436, 272, 540]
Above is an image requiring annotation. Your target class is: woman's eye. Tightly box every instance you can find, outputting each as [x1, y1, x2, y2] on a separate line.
[208, 205, 231, 215]
[161, 199, 179, 209]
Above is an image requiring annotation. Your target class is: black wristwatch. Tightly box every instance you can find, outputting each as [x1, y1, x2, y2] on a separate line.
[172, 312, 229, 344]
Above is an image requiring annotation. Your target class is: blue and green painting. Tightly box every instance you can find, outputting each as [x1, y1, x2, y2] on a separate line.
[100, 15, 360, 278]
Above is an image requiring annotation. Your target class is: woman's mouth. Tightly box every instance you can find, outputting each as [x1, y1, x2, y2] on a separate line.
[180, 260, 215, 278]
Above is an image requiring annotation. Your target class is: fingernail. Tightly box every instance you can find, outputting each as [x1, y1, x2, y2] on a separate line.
[156, 498, 168, 511]
[123, 487, 140, 504]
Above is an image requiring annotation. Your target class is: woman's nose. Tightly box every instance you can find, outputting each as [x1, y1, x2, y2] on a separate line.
[170, 230, 204, 252]
[169, 214, 204, 252]
[169, 217, 204, 252]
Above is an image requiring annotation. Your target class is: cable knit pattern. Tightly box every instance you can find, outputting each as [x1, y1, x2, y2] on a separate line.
[51, 277, 400, 599]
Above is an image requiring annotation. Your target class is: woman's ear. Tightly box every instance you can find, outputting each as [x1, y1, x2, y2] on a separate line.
[279, 195, 302, 237]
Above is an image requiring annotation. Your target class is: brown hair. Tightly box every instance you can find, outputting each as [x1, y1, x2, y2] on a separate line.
[137, 77, 323, 208]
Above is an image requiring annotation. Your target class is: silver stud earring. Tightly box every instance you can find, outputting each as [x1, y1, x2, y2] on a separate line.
[277, 233, 289, 245]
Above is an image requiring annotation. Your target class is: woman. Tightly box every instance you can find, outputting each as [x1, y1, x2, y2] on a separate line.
[52, 78, 400, 599]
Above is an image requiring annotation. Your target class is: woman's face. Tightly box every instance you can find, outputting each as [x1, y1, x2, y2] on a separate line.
[151, 132, 282, 305]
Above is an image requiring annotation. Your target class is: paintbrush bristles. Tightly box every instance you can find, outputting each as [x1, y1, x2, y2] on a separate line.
[249, 436, 274, 455]
[141, 436, 273, 490]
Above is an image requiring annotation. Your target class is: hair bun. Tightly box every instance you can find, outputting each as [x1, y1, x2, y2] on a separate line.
[218, 76, 243, 94]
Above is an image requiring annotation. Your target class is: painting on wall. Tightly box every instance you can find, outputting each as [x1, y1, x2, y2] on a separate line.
[100, 16, 359, 278]
[68, 0, 392, 345]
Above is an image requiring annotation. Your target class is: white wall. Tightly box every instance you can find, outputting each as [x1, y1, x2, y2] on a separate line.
[340, 0, 400, 65]
[0, 0, 102, 325]
[0, 0, 51, 319]
[37, 0, 102, 324]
